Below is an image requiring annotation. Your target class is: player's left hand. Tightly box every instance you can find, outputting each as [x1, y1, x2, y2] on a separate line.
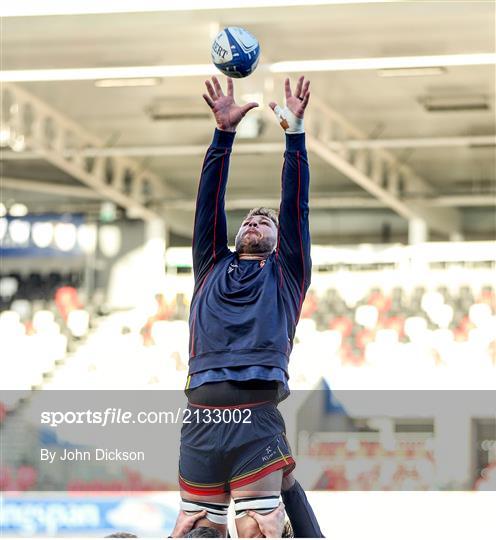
[269, 76, 310, 133]
[170, 509, 207, 538]
[284, 76, 311, 119]
[247, 502, 286, 538]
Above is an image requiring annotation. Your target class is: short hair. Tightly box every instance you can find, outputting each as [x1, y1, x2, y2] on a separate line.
[105, 533, 138, 538]
[243, 207, 279, 228]
[282, 519, 294, 537]
[185, 526, 223, 538]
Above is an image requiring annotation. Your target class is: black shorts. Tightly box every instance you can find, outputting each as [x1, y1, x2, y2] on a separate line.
[179, 397, 295, 496]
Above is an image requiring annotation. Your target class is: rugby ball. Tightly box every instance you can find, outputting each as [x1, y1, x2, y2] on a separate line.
[211, 27, 260, 78]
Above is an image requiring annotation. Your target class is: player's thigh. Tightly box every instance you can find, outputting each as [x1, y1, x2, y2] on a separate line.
[230, 469, 283, 538]
[180, 489, 230, 535]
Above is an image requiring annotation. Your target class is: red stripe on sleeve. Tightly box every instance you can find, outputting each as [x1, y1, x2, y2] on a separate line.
[212, 149, 227, 261]
[276, 161, 285, 287]
[296, 150, 306, 317]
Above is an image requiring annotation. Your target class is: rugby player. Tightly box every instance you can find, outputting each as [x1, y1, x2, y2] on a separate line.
[179, 75, 317, 537]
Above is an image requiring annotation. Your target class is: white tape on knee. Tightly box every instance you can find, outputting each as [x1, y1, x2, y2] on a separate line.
[272, 105, 304, 134]
[180, 499, 229, 525]
[233, 496, 280, 519]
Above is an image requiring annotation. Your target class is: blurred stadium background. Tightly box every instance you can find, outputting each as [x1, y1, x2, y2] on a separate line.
[1, 1, 495, 538]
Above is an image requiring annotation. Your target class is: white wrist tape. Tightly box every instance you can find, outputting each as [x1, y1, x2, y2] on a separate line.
[272, 105, 304, 134]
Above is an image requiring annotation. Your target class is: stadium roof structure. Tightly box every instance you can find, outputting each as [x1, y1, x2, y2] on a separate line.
[1, 0, 495, 244]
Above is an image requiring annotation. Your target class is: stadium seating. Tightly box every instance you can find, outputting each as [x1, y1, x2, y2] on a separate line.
[311, 438, 435, 490]
[1, 271, 493, 493]
[474, 462, 496, 490]
[298, 283, 496, 370]
[0, 273, 91, 411]
[1, 274, 494, 398]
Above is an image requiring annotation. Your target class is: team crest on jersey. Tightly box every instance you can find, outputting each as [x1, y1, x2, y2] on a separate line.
[227, 263, 238, 274]
[259, 260, 266, 268]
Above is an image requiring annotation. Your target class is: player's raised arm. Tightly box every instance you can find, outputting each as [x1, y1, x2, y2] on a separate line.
[270, 76, 312, 302]
[192, 76, 259, 284]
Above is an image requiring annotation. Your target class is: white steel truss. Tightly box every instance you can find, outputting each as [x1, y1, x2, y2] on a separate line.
[0, 83, 473, 235]
[4, 178, 493, 209]
[262, 85, 463, 236]
[1, 83, 181, 221]
[2, 134, 493, 161]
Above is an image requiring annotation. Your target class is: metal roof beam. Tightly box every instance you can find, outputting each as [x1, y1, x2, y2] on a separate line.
[5, 178, 494, 208]
[160, 195, 493, 211]
[2, 135, 493, 161]
[2, 177, 102, 199]
[2, 83, 184, 221]
[262, 85, 462, 236]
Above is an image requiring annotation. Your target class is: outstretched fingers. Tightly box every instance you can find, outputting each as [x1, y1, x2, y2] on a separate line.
[284, 77, 292, 99]
[227, 77, 234, 97]
[203, 93, 215, 109]
[300, 91, 310, 110]
[301, 79, 310, 99]
[299, 79, 311, 111]
[212, 75, 224, 97]
[205, 79, 217, 101]
[240, 101, 259, 117]
[294, 75, 304, 98]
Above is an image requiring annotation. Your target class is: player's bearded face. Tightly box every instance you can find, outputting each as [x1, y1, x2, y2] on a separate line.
[235, 216, 277, 254]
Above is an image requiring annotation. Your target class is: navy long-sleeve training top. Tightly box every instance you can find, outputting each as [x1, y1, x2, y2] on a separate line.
[282, 479, 325, 537]
[186, 128, 311, 399]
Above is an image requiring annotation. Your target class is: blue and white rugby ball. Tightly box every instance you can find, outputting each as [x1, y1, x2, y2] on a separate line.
[211, 27, 260, 78]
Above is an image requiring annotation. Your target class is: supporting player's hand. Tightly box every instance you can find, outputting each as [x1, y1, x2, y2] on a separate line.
[269, 76, 310, 133]
[203, 76, 259, 133]
[170, 509, 207, 538]
[247, 503, 286, 538]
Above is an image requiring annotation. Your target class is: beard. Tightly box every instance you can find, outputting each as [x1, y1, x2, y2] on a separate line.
[235, 230, 276, 255]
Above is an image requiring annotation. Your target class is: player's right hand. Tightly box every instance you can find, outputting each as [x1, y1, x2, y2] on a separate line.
[170, 509, 207, 538]
[203, 76, 259, 133]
